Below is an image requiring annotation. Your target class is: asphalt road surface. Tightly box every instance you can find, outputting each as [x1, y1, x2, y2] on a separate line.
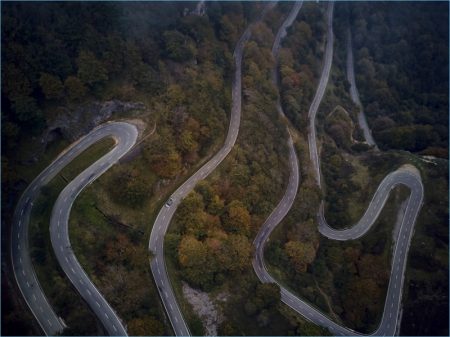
[308, 2, 335, 188]
[148, 3, 276, 336]
[11, 122, 137, 336]
[256, 165, 423, 336]
[346, 28, 378, 148]
[253, 2, 424, 336]
[254, 0, 302, 284]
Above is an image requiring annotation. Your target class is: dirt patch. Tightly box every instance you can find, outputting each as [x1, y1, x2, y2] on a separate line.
[182, 282, 223, 336]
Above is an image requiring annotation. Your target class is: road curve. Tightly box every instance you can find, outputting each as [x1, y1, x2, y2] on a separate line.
[11, 121, 137, 336]
[346, 28, 378, 148]
[254, 0, 302, 287]
[50, 122, 137, 336]
[253, 2, 424, 336]
[148, 3, 276, 336]
[308, 2, 335, 188]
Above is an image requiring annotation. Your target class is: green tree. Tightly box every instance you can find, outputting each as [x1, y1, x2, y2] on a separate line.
[39, 73, 63, 100]
[64, 76, 87, 102]
[76, 50, 108, 87]
[163, 30, 195, 62]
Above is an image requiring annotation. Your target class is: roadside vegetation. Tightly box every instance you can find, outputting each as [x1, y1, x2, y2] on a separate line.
[266, 2, 448, 335]
[165, 3, 329, 336]
[3, 2, 259, 335]
[2, 1, 447, 336]
[351, 2, 448, 157]
[30, 139, 115, 335]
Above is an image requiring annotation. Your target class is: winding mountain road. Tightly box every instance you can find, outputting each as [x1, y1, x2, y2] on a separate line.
[10, 2, 425, 337]
[254, 0, 302, 287]
[11, 122, 137, 335]
[307, 2, 335, 188]
[148, 3, 276, 336]
[253, 2, 424, 336]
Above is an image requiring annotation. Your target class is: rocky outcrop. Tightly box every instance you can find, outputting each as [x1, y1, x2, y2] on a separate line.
[45, 100, 146, 142]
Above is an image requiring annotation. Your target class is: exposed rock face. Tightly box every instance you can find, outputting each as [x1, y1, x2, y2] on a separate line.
[182, 282, 223, 336]
[45, 100, 146, 142]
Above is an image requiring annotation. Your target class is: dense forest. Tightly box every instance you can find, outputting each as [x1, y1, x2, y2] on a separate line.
[2, 1, 448, 336]
[1, 1, 273, 335]
[165, 3, 328, 335]
[351, 2, 448, 157]
[266, 1, 448, 335]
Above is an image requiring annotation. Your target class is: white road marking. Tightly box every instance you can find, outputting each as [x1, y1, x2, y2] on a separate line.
[22, 270, 25, 276]
[96, 301, 100, 307]
[33, 294, 37, 301]
[87, 289, 92, 296]
[48, 319, 52, 327]
[71, 267, 76, 274]
[113, 325, 117, 332]
[104, 313, 109, 319]
[20, 209, 24, 216]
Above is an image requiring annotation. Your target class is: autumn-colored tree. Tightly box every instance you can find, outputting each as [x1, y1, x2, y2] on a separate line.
[128, 315, 164, 336]
[218, 234, 252, 272]
[178, 235, 207, 268]
[150, 151, 182, 178]
[222, 200, 251, 235]
[342, 277, 382, 329]
[284, 241, 316, 273]
[179, 130, 198, 154]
